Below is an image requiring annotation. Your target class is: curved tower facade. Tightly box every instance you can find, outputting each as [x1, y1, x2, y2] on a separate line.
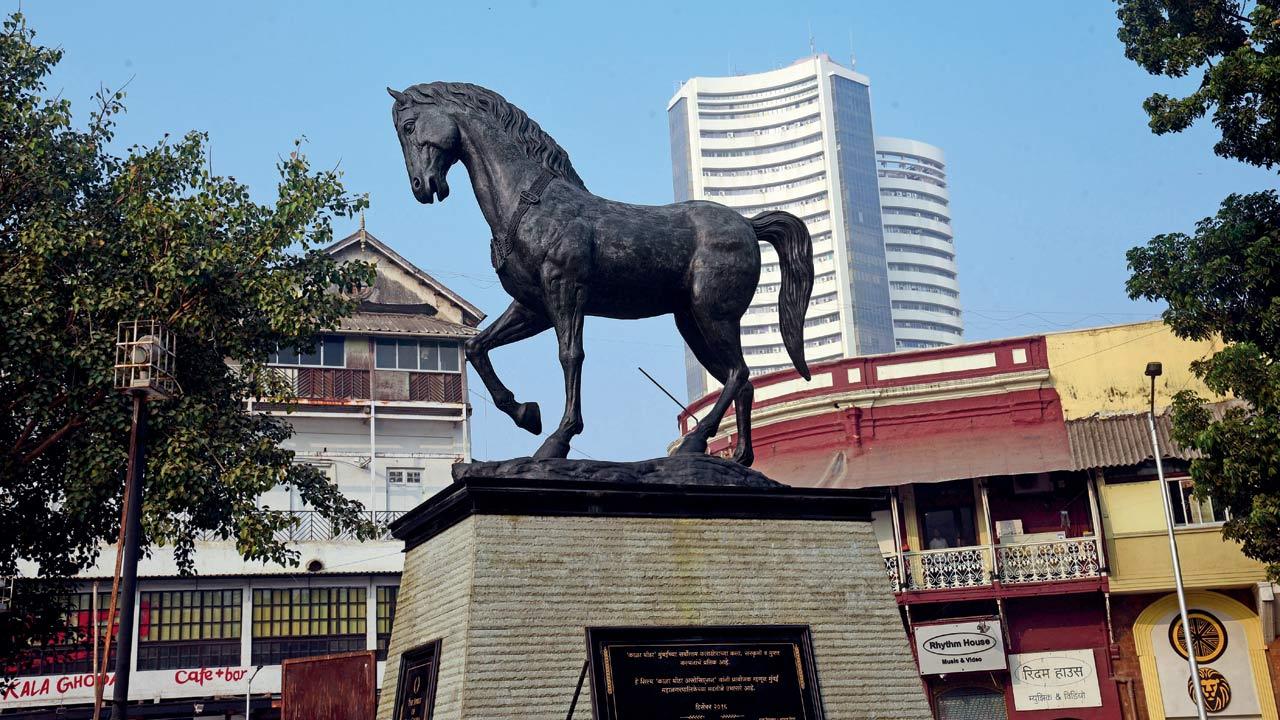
[875, 137, 963, 349]
[668, 55, 896, 399]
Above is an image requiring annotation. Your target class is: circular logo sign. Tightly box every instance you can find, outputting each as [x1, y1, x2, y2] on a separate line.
[1169, 610, 1228, 663]
[1188, 667, 1232, 713]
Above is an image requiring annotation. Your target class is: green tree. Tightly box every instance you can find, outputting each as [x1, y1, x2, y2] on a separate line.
[1117, 0, 1280, 577]
[0, 13, 377, 669]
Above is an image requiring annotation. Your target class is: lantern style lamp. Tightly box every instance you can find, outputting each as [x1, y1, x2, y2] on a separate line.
[114, 320, 177, 397]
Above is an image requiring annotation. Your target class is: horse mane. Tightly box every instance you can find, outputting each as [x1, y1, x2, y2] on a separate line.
[397, 82, 586, 190]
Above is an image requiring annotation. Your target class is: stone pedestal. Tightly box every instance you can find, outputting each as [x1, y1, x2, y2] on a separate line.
[376, 459, 930, 720]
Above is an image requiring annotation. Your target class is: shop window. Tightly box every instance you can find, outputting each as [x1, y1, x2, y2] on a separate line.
[935, 687, 1008, 720]
[250, 587, 367, 665]
[21, 591, 116, 676]
[137, 589, 242, 670]
[1167, 476, 1229, 526]
[375, 585, 398, 660]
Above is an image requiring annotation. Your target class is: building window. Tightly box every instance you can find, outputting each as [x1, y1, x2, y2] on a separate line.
[935, 687, 1008, 720]
[376, 586, 398, 660]
[251, 587, 367, 665]
[916, 480, 978, 549]
[388, 468, 423, 484]
[137, 589, 242, 670]
[375, 339, 461, 372]
[1168, 477, 1229, 526]
[21, 592, 115, 676]
[270, 335, 345, 367]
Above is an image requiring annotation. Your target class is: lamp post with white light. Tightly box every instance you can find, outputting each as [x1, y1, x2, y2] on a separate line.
[1145, 361, 1209, 720]
[94, 321, 176, 720]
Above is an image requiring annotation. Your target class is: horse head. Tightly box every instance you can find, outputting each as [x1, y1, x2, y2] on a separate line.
[388, 87, 460, 204]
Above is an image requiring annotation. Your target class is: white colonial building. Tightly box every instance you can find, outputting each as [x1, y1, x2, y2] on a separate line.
[2, 227, 482, 719]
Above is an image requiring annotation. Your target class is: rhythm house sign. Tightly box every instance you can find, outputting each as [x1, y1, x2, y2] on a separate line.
[913, 619, 1007, 675]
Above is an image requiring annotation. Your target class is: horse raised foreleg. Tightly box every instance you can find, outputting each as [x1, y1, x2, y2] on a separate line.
[464, 300, 551, 435]
[533, 280, 587, 459]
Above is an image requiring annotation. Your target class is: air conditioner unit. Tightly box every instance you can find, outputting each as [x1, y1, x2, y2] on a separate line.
[1012, 473, 1054, 495]
[995, 519, 1023, 538]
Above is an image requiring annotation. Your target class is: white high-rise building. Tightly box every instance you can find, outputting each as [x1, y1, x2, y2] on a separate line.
[668, 54, 896, 400]
[876, 137, 963, 349]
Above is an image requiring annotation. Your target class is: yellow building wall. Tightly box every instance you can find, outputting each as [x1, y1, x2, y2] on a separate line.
[1061, 323, 1266, 592]
[1099, 479, 1167, 535]
[1099, 477, 1269, 593]
[1044, 320, 1224, 419]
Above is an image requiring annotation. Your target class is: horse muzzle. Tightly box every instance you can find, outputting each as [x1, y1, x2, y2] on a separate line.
[412, 174, 450, 204]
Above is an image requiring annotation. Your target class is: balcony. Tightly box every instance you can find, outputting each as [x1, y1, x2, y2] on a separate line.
[271, 367, 463, 404]
[195, 510, 406, 543]
[882, 536, 1103, 593]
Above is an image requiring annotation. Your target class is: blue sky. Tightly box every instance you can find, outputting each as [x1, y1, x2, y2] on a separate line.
[22, 1, 1276, 461]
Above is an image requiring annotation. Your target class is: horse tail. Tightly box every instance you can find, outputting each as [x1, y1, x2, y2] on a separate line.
[751, 211, 813, 380]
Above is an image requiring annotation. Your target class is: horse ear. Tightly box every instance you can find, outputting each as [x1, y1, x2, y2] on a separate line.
[387, 87, 405, 103]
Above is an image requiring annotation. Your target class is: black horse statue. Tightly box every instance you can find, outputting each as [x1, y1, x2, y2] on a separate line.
[389, 82, 813, 465]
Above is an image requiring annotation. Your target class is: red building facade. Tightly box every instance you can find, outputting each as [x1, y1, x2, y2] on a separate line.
[678, 330, 1278, 720]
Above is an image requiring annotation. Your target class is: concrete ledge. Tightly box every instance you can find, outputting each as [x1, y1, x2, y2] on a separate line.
[390, 461, 887, 552]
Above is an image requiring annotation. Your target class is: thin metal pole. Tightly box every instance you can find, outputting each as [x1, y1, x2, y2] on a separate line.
[637, 366, 690, 414]
[889, 487, 905, 591]
[565, 660, 589, 720]
[93, 477, 130, 720]
[1148, 374, 1208, 720]
[112, 392, 148, 718]
[369, 401, 377, 518]
[245, 664, 263, 720]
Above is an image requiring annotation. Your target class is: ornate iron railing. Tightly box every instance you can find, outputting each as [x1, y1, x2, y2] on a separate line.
[194, 510, 407, 543]
[883, 555, 903, 593]
[903, 546, 994, 590]
[996, 537, 1102, 584]
[881, 537, 1104, 592]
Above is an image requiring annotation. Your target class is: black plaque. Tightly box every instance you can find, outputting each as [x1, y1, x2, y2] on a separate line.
[393, 639, 441, 720]
[585, 625, 825, 720]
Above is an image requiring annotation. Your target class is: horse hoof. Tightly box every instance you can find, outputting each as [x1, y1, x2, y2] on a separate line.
[514, 402, 542, 435]
[673, 435, 708, 456]
[532, 436, 571, 459]
[731, 449, 755, 467]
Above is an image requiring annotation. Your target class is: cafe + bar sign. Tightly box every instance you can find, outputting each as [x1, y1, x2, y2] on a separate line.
[585, 625, 825, 720]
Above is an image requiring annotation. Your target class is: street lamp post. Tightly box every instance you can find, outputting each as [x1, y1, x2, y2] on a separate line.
[98, 321, 176, 720]
[1145, 361, 1209, 720]
[245, 664, 264, 720]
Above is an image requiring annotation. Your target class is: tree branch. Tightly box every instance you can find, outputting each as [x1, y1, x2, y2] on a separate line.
[11, 391, 71, 453]
[17, 388, 107, 465]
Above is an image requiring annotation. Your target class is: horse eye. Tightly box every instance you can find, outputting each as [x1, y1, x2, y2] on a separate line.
[402, 120, 416, 134]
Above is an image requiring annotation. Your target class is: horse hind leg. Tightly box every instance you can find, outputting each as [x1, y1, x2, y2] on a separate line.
[731, 377, 754, 466]
[464, 301, 551, 435]
[673, 312, 752, 464]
